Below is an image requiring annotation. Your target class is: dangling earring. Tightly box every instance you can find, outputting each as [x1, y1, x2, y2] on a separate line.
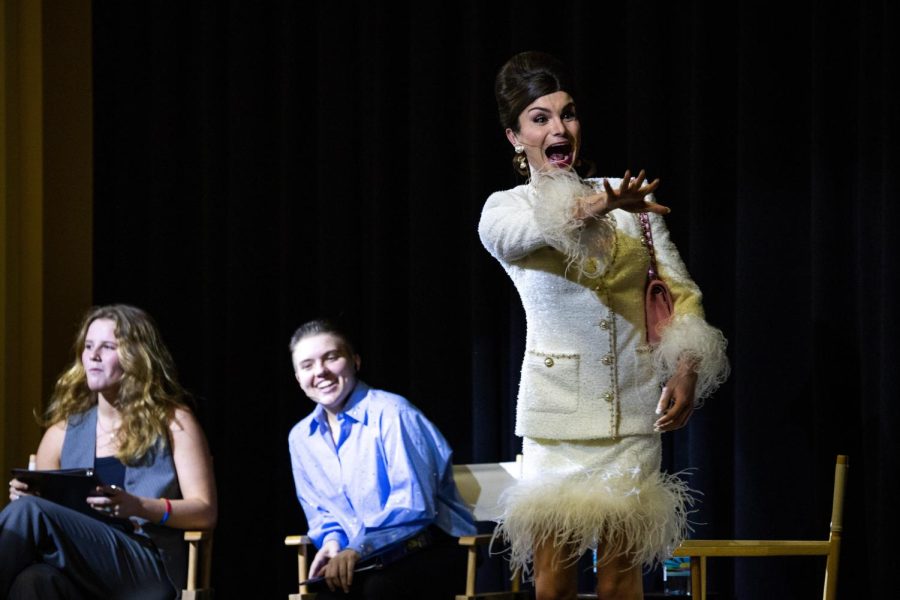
[514, 144, 528, 172]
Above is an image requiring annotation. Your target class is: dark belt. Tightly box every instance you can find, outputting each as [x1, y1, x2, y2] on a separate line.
[368, 525, 450, 568]
[303, 526, 452, 588]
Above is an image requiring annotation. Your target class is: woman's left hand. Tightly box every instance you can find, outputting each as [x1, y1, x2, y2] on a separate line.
[576, 170, 668, 219]
[86, 485, 142, 519]
[654, 360, 698, 432]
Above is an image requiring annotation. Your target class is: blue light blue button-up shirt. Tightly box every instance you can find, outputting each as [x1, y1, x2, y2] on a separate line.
[288, 382, 476, 557]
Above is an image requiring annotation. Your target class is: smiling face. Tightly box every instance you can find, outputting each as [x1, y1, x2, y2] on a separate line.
[292, 333, 361, 415]
[506, 90, 581, 172]
[82, 318, 125, 401]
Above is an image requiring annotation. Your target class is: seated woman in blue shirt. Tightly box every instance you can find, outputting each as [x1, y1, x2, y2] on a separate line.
[2, 304, 217, 600]
[288, 319, 476, 600]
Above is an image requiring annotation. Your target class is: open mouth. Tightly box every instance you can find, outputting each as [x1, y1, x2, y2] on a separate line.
[317, 381, 337, 392]
[545, 142, 574, 167]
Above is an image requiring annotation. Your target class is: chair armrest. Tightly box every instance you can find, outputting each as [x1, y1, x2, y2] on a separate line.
[183, 529, 214, 598]
[675, 539, 832, 557]
[286, 534, 316, 597]
[458, 534, 493, 547]
[285, 535, 314, 546]
[184, 530, 213, 542]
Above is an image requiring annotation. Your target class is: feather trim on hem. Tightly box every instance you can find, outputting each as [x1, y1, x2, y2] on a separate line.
[653, 313, 730, 403]
[530, 169, 615, 279]
[492, 467, 694, 577]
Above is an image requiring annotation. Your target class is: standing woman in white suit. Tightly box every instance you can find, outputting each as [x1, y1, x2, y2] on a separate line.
[478, 51, 729, 600]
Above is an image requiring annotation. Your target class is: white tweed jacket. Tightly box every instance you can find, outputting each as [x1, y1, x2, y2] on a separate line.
[478, 174, 728, 440]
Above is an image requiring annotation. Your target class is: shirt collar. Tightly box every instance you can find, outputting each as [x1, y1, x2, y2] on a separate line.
[307, 380, 371, 436]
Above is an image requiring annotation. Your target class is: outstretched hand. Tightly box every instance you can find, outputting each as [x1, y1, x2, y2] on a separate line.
[576, 170, 668, 220]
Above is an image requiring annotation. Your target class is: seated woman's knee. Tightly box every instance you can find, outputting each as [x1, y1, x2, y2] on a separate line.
[8, 563, 83, 600]
[1, 495, 46, 524]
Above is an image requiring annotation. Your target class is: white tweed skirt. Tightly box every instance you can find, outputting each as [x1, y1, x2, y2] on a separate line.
[494, 434, 692, 574]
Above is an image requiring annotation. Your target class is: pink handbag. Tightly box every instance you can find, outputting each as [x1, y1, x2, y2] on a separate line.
[639, 213, 673, 344]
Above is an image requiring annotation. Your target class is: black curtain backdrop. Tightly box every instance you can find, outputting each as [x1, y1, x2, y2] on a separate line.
[87, 1, 898, 598]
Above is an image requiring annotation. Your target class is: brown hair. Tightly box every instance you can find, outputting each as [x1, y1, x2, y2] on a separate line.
[495, 51, 577, 133]
[289, 318, 357, 358]
[495, 51, 589, 176]
[42, 305, 189, 465]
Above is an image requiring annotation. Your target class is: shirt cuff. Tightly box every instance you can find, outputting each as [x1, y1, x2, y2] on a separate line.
[347, 534, 376, 558]
[322, 531, 348, 550]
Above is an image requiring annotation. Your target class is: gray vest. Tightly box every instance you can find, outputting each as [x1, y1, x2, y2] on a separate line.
[61, 405, 188, 589]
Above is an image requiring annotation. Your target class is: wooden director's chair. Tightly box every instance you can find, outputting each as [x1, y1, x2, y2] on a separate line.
[285, 458, 529, 600]
[673, 454, 848, 600]
[181, 529, 214, 599]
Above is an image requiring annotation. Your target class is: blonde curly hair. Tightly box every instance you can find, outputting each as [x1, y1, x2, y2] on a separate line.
[42, 304, 189, 465]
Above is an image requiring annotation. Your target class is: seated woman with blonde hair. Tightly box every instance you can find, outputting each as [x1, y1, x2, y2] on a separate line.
[1, 304, 217, 600]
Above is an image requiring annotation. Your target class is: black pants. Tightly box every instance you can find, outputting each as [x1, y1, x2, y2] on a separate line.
[0, 496, 176, 600]
[312, 532, 468, 600]
[7, 563, 85, 600]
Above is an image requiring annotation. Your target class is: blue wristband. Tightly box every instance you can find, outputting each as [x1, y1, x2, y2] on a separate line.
[159, 498, 171, 525]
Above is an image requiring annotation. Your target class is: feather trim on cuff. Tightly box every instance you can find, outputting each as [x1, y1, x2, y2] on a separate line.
[530, 169, 614, 278]
[653, 313, 730, 403]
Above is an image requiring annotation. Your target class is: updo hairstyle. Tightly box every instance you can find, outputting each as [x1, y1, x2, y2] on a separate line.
[494, 51, 591, 176]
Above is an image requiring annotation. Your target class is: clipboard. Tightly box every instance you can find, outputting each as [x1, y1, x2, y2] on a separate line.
[11, 467, 131, 528]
